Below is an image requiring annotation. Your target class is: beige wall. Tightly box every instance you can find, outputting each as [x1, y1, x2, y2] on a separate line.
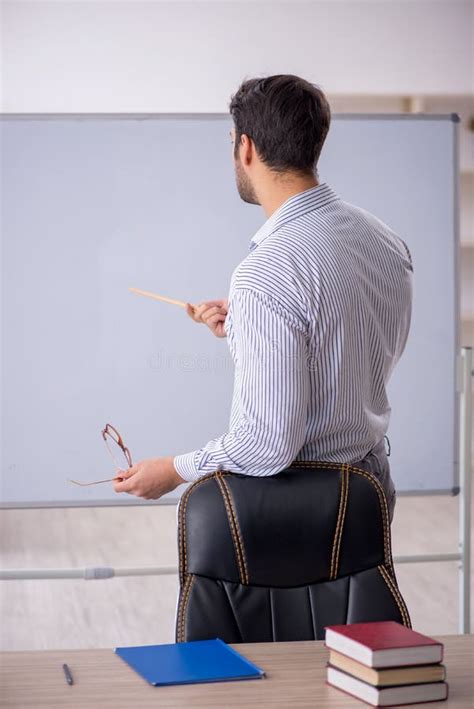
[2, 0, 472, 113]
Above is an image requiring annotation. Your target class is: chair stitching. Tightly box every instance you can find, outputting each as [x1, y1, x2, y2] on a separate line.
[178, 467, 395, 633]
[291, 462, 393, 573]
[181, 573, 195, 641]
[176, 573, 188, 642]
[329, 468, 344, 581]
[176, 573, 194, 642]
[175, 577, 185, 642]
[216, 473, 246, 585]
[178, 473, 219, 587]
[219, 475, 249, 585]
[180, 475, 220, 579]
[377, 565, 411, 627]
[176, 574, 186, 642]
[178, 471, 248, 591]
[215, 473, 246, 585]
[352, 470, 392, 574]
[377, 566, 406, 624]
[380, 566, 411, 628]
[177, 497, 184, 586]
[333, 465, 350, 578]
[182, 466, 392, 574]
[378, 564, 408, 626]
[330, 465, 346, 580]
[390, 571, 412, 628]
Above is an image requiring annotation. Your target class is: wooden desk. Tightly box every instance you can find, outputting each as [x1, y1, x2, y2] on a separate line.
[1, 635, 472, 708]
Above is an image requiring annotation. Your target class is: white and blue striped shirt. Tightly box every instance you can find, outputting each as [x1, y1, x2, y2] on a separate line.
[174, 183, 413, 482]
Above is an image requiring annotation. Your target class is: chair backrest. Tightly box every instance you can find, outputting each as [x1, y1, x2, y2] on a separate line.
[176, 463, 410, 643]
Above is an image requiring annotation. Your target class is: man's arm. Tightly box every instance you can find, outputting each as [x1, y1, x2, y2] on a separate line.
[174, 287, 310, 481]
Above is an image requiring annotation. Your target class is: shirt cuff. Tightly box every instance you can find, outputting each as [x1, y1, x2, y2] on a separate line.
[173, 451, 201, 482]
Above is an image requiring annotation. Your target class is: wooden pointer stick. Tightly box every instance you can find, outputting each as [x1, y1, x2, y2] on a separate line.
[129, 287, 192, 308]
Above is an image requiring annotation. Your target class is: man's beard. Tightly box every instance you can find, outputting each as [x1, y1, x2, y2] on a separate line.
[234, 158, 260, 205]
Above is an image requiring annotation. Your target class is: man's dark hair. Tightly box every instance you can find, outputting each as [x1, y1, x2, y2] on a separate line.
[229, 74, 331, 176]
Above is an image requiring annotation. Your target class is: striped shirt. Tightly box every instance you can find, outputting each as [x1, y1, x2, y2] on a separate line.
[174, 183, 413, 482]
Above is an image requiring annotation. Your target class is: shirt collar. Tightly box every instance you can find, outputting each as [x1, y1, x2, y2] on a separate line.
[249, 182, 339, 251]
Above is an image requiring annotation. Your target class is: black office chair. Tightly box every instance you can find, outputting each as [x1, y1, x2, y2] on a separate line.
[175, 462, 410, 643]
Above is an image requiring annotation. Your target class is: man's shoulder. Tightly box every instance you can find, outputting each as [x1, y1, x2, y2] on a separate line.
[231, 244, 309, 301]
[229, 251, 309, 329]
[340, 200, 413, 268]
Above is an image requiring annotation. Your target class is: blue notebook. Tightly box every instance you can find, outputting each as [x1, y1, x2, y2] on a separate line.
[114, 638, 265, 686]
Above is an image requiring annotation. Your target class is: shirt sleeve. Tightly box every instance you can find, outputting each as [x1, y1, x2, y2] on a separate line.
[173, 287, 310, 482]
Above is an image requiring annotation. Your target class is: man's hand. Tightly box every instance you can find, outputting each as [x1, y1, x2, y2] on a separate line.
[186, 299, 228, 338]
[113, 456, 185, 500]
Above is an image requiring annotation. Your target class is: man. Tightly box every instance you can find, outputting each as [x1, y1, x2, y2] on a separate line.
[114, 74, 413, 522]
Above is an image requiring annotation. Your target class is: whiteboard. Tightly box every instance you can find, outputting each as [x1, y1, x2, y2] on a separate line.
[0, 114, 459, 507]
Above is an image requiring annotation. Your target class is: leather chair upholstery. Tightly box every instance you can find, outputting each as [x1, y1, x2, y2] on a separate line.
[175, 462, 410, 643]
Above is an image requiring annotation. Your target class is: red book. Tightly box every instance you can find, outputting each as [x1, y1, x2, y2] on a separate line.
[325, 622, 444, 668]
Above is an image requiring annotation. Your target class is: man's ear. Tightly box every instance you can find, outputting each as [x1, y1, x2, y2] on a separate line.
[239, 133, 254, 166]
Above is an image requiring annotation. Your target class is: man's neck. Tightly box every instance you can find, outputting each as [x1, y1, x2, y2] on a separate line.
[259, 175, 319, 219]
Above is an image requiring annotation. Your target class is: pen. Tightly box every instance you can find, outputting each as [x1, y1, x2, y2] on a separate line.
[62, 663, 74, 685]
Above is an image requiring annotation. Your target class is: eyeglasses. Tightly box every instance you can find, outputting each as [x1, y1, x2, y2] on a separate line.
[68, 423, 132, 487]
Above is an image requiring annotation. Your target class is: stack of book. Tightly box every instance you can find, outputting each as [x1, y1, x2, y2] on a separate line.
[325, 621, 448, 706]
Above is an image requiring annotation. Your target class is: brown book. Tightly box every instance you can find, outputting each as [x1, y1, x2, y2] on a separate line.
[328, 650, 446, 687]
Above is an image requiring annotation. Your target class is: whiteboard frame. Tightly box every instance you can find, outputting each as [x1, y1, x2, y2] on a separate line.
[0, 112, 460, 508]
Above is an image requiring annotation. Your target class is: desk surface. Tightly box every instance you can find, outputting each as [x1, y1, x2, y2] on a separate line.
[1, 635, 472, 708]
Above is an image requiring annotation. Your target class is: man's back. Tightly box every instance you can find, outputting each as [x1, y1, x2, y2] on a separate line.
[174, 78, 412, 509]
[228, 183, 413, 464]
